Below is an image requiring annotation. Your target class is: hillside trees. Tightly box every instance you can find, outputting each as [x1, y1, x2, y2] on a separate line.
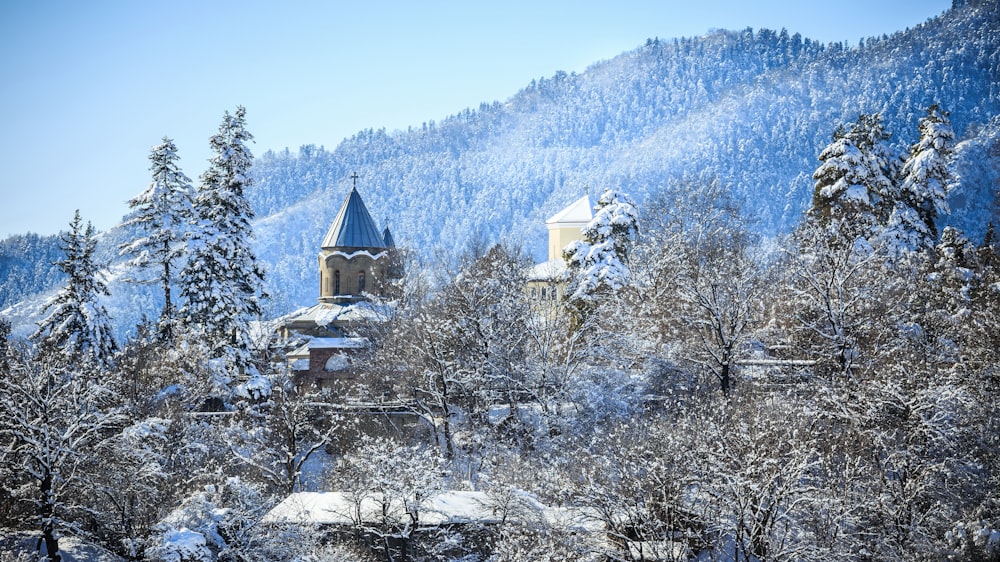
[178, 106, 267, 370]
[118, 137, 194, 341]
[30, 210, 117, 372]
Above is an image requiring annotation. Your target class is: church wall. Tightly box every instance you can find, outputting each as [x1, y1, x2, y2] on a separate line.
[319, 251, 386, 301]
[547, 225, 585, 261]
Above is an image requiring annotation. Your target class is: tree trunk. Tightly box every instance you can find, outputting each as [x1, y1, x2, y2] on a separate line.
[40, 471, 61, 562]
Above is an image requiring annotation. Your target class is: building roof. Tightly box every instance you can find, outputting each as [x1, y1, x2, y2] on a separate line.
[309, 337, 369, 350]
[527, 258, 569, 282]
[382, 226, 395, 248]
[321, 187, 387, 250]
[263, 491, 502, 526]
[283, 302, 386, 330]
[263, 490, 606, 533]
[546, 194, 593, 227]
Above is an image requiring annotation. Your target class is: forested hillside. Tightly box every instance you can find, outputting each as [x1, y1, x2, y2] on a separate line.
[248, 0, 1000, 315]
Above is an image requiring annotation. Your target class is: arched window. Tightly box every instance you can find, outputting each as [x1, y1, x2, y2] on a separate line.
[358, 271, 366, 293]
[334, 270, 341, 295]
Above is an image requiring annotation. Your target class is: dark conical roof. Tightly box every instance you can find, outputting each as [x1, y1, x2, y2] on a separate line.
[321, 187, 386, 250]
[382, 226, 395, 248]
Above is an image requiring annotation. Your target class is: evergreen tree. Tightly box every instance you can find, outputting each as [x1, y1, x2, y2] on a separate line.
[31, 210, 117, 372]
[809, 113, 897, 245]
[887, 104, 955, 253]
[178, 106, 266, 370]
[119, 137, 194, 341]
[564, 188, 639, 313]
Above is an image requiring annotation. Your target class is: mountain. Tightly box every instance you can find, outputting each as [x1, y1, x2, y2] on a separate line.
[2, 0, 999, 336]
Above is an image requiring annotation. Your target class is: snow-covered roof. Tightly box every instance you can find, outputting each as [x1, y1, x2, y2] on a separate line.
[264, 490, 609, 534]
[262, 491, 501, 526]
[288, 343, 311, 359]
[284, 302, 386, 328]
[321, 187, 387, 250]
[309, 337, 368, 350]
[546, 195, 593, 227]
[527, 258, 569, 282]
[314, 302, 385, 326]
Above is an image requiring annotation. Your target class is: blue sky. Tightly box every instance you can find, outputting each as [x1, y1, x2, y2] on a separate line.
[0, 0, 950, 237]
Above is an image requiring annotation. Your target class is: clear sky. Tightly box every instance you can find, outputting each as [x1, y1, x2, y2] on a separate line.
[0, 0, 951, 237]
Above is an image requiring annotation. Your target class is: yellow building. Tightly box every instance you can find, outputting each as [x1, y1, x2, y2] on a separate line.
[527, 194, 592, 301]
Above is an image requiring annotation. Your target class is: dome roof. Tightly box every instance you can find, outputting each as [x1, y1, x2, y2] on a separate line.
[321, 187, 386, 250]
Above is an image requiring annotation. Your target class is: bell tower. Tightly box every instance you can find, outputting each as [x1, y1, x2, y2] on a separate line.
[318, 175, 398, 303]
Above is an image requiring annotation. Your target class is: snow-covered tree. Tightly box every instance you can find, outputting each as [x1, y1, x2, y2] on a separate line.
[119, 137, 194, 341]
[789, 224, 889, 378]
[886, 104, 955, 254]
[809, 113, 897, 244]
[333, 435, 446, 561]
[564, 188, 639, 316]
[228, 375, 341, 495]
[443, 244, 533, 417]
[178, 106, 266, 371]
[0, 355, 124, 562]
[676, 245, 764, 394]
[31, 210, 117, 372]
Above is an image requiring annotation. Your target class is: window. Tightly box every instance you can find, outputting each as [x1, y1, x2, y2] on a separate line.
[334, 270, 341, 295]
[358, 271, 366, 293]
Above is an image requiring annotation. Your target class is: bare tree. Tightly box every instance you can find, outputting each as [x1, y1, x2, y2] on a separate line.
[0, 355, 124, 562]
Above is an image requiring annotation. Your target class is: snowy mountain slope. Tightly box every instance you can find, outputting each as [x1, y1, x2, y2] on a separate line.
[2, 0, 999, 337]
[246, 0, 998, 313]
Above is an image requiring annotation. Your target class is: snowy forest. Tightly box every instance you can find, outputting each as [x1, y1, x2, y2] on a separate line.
[2, 1, 1000, 561]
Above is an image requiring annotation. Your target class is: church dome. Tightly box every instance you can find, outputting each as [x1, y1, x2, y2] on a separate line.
[321, 186, 386, 250]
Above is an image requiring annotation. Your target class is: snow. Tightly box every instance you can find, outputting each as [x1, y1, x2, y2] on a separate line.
[263, 490, 502, 526]
[527, 258, 568, 282]
[264, 489, 614, 535]
[326, 249, 389, 261]
[310, 337, 368, 350]
[324, 353, 351, 371]
[311, 302, 385, 327]
[234, 374, 272, 400]
[151, 528, 212, 562]
[546, 194, 593, 226]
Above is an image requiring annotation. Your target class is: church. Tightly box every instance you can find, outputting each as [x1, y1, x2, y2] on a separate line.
[278, 182, 593, 386]
[279, 177, 402, 384]
[526, 194, 593, 302]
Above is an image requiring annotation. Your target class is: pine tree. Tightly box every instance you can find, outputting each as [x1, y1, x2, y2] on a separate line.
[31, 210, 117, 372]
[119, 137, 194, 341]
[564, 188, 639, 312]
[887, 104, 955, 253]
[178, 107, 266, 370]
[809, 113, 897, 245]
